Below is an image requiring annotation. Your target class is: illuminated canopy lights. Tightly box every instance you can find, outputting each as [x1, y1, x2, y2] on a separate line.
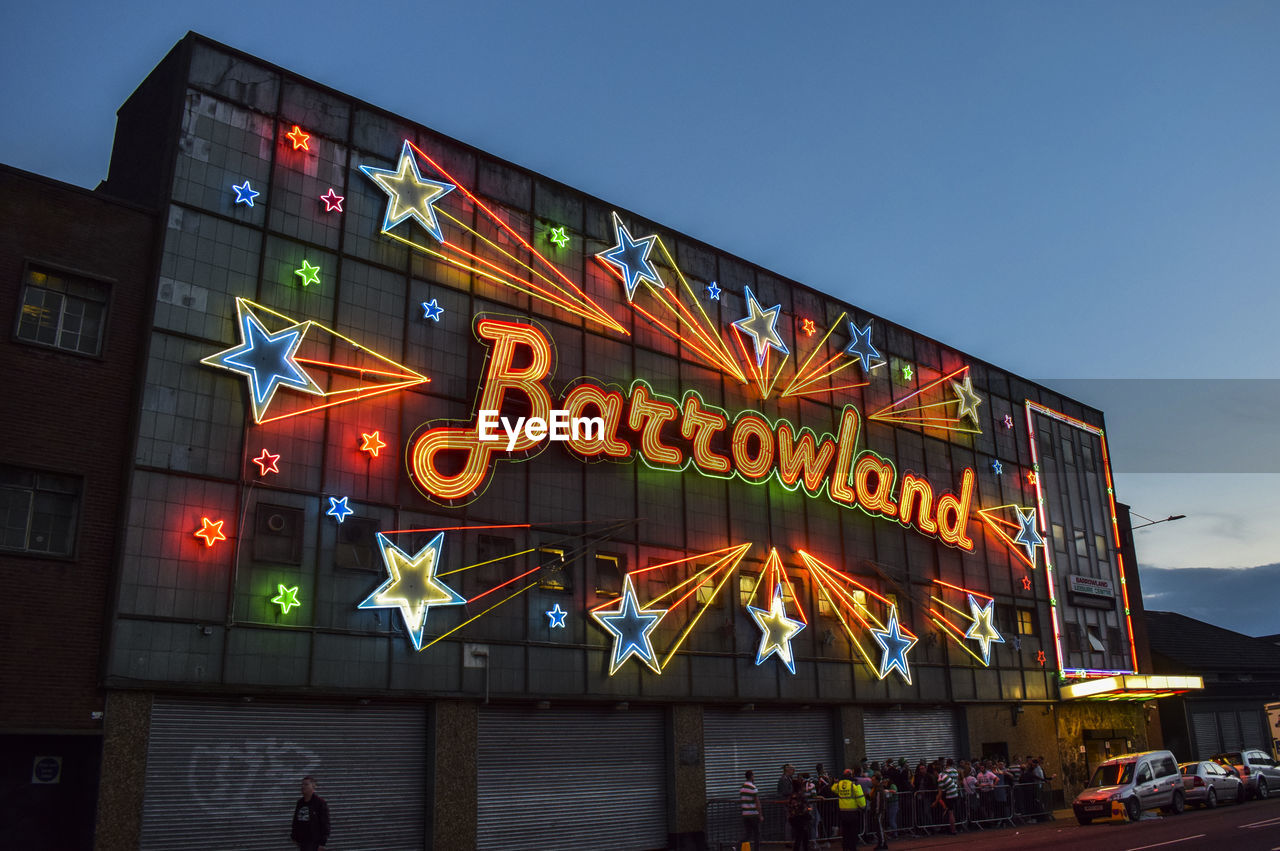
[1060, 675, 1204, 701]
[359, 532, 465, 651]
[201, 303, 323, 424]
[732, 285, 789, 368]
[232, 181, 259, 206]
[844, 320, 880, 373]
[591, 574, 666, 675]
[195, 517, 227, 547]
[598, 212, 663, 302]
[360, 140, 456, 242]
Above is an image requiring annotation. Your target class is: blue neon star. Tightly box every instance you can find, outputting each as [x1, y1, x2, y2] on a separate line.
[598, 212, 662, 302]
[201, 303, 322, 423]
[327, 496, 354, 524]
[547, 603, 568, 629]
[845, 320, 881, 373]
[964, 594, 1005, 666]
[359, 140, 456, 242]
[992, 459, 1003, 476]
[747, 585, 805, 674]
[707, 281, 721, 300]
[232, 181, 259, 207]
[1013, 508, 1045, 564]
[359, 532, 465, 651]
[870, 607, 917, 684]
[732, 285, 790, 367]
[591, 575, 666, 675]
[422, 299, 444, 321]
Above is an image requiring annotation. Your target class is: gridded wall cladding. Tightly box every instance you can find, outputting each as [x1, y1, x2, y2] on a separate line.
[107, 39, 1118, 702]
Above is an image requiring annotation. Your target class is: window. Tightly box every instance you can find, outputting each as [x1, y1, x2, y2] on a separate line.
[538, 546, 571, 591]
[1074, 529, 1088, 557]
[334, 516, 380, 571]
[818, 586, 865, 617]
[1016, 608, 1037, 637]
[1052, 524, 1065, 552]
[1094, 534, 1108, 558]
[16, 266, 109, 356]
[253, 503, 303, 564]
[0, 466, 80, 556]
[739, 573, 760, 607]
[594, 553, 622, 598]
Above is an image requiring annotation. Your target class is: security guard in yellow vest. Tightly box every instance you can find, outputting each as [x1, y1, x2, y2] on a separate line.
[832, 769, 867, 850]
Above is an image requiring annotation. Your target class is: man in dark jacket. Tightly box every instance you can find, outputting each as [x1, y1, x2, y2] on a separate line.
[291, 775, 330, 851]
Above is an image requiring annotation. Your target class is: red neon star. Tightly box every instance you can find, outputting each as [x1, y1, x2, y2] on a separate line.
[1036, 650, 1046, 666]
[1022, 575, 1032, 591]
[801, 318, 816, 336]
[286, 125, 310, 151]
[195, 517, 227, 547]
[320, 188, 344, 212]
[1027, 471, 1038, 485]
[360, 431, 387, 458]
[253, 449, 280, 476]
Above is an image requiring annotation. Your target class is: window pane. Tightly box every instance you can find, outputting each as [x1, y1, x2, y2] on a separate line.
[0, 486, 32, 549]
[29, 490, 76, 555]
[17, 287, 63, 345]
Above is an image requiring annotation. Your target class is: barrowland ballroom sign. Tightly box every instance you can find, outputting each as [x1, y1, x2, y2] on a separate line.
[204, 133, 1087, 682]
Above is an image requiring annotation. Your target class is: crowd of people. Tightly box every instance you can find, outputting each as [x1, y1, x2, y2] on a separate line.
[737, 755, 1055, 850]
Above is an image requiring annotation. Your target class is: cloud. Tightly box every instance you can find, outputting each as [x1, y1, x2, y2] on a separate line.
[1139, 563, 1280, 636]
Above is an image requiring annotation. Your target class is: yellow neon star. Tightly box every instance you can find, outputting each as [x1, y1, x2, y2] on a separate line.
[747, 585, 806, 674]
[963, 594, 1005, 665]
[951, 374, 983, 426]
[360, 430, 387, 457]
[359, 141, 456, 242]
[358, 532, 464, 650]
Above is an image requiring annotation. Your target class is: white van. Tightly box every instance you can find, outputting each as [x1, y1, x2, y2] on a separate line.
[1072, 750, 1185, 824]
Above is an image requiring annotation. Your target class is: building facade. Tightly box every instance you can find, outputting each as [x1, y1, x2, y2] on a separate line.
[2, 32, 1198, 850]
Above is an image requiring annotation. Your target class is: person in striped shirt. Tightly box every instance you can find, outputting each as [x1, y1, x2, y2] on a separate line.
[935, 758, 960, 835]
[740, 770, 763, 851]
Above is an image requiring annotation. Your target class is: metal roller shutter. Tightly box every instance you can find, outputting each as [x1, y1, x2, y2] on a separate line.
[1192, 712, 1220, 757]
[703, 708, 836, 798]
[476, 705, 667, 850]
[1240, 710, 1264, 749]
[140, 697, 426, 850]
[862, 707, 958, 766]
[1221, 712, 1242, 751]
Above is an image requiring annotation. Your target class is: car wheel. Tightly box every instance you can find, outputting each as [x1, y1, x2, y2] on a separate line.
[1125, 797, 1141, 822]
[1076, 815, 1092, 825]
[1206, 787, 1217, 809]
[1166, 790, 1185, 815]
[1259, 779, 1269, 800]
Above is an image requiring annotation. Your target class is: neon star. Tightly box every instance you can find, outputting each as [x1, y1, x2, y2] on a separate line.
[232, 181, 259, 207]
[901, 363, 914, 382]
[200, 303, 322, 424]
[1036, 650, 1046, 666]
[707, 281, 721, 300]
[327, 496, 354, 524]
[421, 299, 444, 321]
[286, 125, 310, 151]
[992, 459, 1003, 475]
[320, 188, 344, 212]
[1013, 508, 1045, 564]
[548, 226, 570, 248]
[195, 517, 226, 547]
[870, 607, 917, 684]
[964, 594, 1005, 665]
[845, 320, 880, 373]
[1022, 575, 1032, 591]
[295, 260, 321, 287]
[546, 603, 568, 628]
[359, 140, 456, 242]
[360, 431, 386, 457]
[1004, 414, 1014, 429]
[951, 374, 983, 426]
[599, 212, 662, 302]
[733, 285, 789, 367]
[1027, 471, 1038, 485]
[801, 318, 816, 337]
[591, 574, 666, 675]
[358, 532, 465, 651]
[271, 584, 301, 614]
[747, 585, 806, 674]
[253, 449, 280, 476]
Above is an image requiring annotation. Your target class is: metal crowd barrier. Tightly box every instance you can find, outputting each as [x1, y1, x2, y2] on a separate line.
[706, 781, 1053, 849]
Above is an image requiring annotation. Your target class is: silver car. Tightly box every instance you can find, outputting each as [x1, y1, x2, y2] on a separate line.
[1179, 760, 1244, 807]
[1212, 749, 1280, 800]
[1072, 750, 1185, 824]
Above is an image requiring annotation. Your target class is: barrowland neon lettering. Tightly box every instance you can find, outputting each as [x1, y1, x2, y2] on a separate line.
[408, 318, 976, 550]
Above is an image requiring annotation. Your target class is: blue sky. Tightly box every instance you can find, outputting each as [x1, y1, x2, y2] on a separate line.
[3, 2, 1277, 627]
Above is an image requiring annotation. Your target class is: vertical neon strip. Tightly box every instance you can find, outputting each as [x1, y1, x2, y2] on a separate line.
[1024, 402, 1067, 677]
[1098, 431, 1139, 674]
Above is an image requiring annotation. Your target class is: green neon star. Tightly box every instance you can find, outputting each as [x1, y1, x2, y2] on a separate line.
[901, 363, 913, 381]
[548, 226, 570, 248]
[271, 583, 301, 614]
[295, 260, 321, 287]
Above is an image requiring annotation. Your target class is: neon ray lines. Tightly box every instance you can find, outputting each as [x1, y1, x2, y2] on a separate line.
[363, 140, 623, 334]
[779, 312, 871, 399]
[740, 547, 806, 674]
[203, 297, 429, 424]
[594, 215, 748, 386]
[867, 365, 981, 433]
[594, 543, 753, 673]
[928, 580, 1004, 666]
[798, 550, 917, 684]
[975, 504, 1043, 570]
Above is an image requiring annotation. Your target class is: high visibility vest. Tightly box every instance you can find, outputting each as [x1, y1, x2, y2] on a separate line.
[833, 778, 866, 811]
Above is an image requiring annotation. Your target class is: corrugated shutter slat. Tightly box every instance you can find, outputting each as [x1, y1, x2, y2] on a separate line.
[703, 709, 835, 799]
[862, 708, 958, 767]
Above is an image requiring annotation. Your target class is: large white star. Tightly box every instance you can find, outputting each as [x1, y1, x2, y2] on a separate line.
[358, 532, 465, 651]
[964, 594, 1005, 665]
[733, 285, 790, 367]
[951, 374, 983, 427]
[747, 585, 806, 674]
[592, 575, 666, 675]
[359, 140, 456, 242]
